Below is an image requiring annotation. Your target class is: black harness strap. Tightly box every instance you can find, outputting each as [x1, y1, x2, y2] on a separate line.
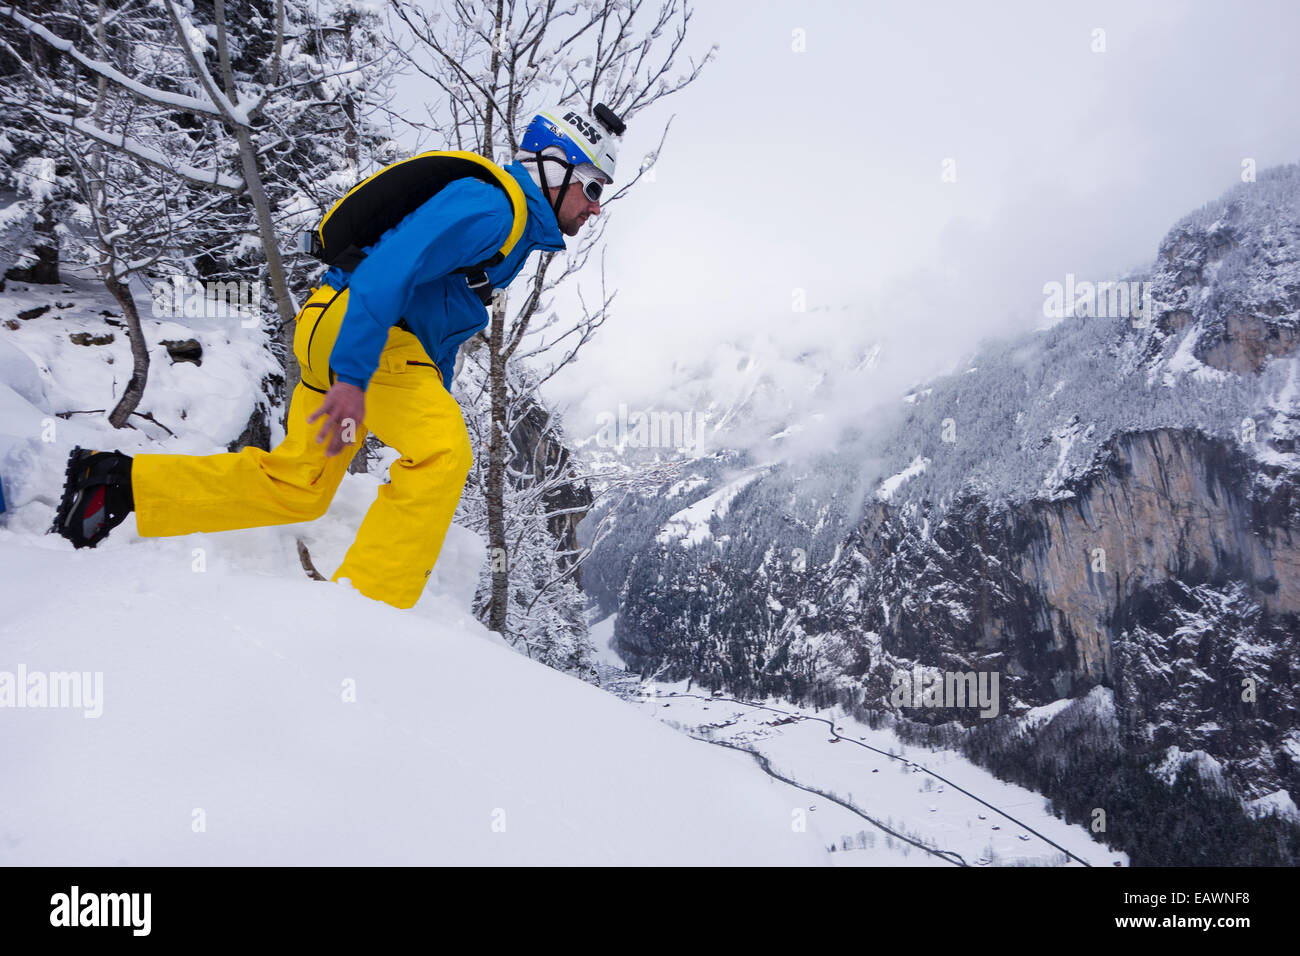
[460, 268, 495, 306]
[538, 154, 576, 223]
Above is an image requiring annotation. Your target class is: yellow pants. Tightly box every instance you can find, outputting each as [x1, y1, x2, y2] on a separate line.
[133, 285, 474, 609]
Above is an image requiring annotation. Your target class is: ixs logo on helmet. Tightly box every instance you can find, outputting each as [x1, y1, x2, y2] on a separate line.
[562, 111, 603, 145]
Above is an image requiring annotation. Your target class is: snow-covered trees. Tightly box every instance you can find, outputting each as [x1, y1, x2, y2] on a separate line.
[1, 0, 398, 430]
[0, 3, 78, 284]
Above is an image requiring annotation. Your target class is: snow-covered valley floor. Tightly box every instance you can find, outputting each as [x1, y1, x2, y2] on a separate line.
[590, 616, 1126, 867]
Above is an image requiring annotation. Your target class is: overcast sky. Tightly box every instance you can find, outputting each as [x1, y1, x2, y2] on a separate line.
[398, 0, 1300, 442]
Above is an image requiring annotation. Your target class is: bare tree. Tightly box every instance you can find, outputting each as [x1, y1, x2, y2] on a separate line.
[59, 100, 223, 429]
[456, 335, 690, 665]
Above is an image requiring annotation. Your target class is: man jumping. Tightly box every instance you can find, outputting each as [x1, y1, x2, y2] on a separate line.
[51, 104, 624, 610]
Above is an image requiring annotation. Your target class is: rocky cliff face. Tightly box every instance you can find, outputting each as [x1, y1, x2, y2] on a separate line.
[1012, 427, 1299, 681]
[605, 164, 1300, 822]
[791, 426, 1300, 800]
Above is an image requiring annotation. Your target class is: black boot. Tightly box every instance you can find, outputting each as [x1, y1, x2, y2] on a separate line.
[51, 446, 135, 549]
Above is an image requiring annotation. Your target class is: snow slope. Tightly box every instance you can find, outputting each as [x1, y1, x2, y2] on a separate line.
[0, 526, 838, 865]
[655, 466, 767, 548]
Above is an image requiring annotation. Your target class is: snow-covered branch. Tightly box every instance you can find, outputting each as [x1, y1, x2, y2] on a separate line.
[39, 110, 244, 191]
[0, 5, 228, 119]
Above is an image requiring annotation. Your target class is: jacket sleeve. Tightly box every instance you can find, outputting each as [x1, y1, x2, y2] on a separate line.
[327, 178, 514, 389]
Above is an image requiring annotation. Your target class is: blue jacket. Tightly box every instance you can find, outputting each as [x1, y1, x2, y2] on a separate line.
[324, 160, 566, 390]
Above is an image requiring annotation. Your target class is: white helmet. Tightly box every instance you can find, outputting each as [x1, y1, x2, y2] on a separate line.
[520, 103, 625, 185]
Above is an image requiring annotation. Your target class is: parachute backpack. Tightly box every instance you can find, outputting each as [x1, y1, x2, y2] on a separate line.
[300, 150, 528, 306]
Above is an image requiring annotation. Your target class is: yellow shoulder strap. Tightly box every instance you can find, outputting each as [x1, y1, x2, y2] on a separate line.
[447, 151, 528, 261]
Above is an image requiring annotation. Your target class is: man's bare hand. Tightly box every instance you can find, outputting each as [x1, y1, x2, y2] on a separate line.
[307, 381, 365, 457]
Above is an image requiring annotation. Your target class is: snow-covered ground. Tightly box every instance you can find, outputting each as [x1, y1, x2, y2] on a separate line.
[655, 466, 768, 548]
[0, 524, 847, 865]
[875, 454, 929, 502]
[0, 272, 281, 539]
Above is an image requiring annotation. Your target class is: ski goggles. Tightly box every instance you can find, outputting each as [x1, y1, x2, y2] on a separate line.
[570, 163, 607, 202]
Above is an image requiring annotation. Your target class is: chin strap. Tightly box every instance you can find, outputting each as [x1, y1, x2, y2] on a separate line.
[537, 154, 577, 222]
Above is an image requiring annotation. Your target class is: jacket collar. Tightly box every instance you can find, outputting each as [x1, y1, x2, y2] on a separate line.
[505, 161, 567, 253]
